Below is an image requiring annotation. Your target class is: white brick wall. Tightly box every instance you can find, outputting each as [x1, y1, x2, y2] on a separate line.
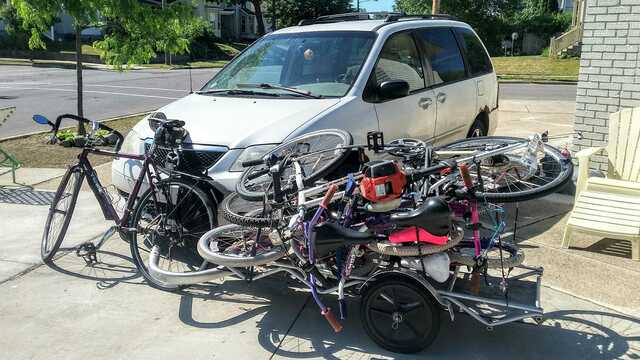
[575, 0, 640, 170]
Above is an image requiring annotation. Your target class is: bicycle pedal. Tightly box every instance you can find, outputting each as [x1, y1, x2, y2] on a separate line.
[76, 242, 98, 265]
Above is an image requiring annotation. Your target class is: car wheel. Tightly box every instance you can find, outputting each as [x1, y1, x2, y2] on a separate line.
[467, 117, 488, 138]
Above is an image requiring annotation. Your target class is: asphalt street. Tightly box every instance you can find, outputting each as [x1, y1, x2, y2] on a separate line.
[0, 65, 217, 137]
[0, 64, 577, 138]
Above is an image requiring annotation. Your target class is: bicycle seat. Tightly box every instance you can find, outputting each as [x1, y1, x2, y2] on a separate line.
[390, 197, 451, 237]
[312, 222, 374, 258]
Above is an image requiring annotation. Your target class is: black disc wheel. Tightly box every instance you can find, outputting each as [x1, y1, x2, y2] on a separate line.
[41, 165, 84, 262]
[436, 136, 573, 203]
[236, 129, 352, 201]
[361, 278, 440, 354]
[129, 178, 217, 291]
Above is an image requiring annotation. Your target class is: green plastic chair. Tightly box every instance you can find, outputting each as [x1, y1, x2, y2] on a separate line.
[0, 107, 21, 184]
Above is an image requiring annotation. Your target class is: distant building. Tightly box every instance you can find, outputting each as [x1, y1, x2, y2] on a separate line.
[0, 0, 266, 41]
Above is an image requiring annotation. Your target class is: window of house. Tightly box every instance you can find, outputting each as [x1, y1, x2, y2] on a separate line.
[371, 32, 425, 94]
[416, 28, 466, 85]
[241, 16, 246, 33]
[455, 27, 493, 76]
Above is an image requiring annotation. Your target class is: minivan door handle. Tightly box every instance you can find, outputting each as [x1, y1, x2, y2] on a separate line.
[437, 93, 447, 103]
[418, 97, 433, 110]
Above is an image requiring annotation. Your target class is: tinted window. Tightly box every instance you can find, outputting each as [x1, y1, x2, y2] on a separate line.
[416, 28, 466, 85]
[372, 32, 425, 93]
[456, 27, 493, 76]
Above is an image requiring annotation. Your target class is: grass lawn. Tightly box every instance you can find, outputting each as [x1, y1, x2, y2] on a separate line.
[491, 55, 579, 81]
[142, 60, 229, 69]
[0, 115, 145, 168]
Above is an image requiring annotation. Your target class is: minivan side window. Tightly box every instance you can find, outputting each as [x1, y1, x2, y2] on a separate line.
[371, 32, 425, 94]
[455, 27, 493, 76]
[415, 28, 466, 86]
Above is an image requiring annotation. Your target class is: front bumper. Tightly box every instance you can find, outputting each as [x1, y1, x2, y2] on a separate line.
[111, 148, 244, 197]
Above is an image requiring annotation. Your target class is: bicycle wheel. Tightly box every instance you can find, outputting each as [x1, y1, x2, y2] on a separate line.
[41, 165, 84, 262]
[361, 277, 440, 353]
[129, 178, 217, 291]
[448, 241, 524, 269]
[236, 129, 352, 201]
[436, 136, 573, 203]
[197, 224, 285, 267]
[221, 192, 275, 228]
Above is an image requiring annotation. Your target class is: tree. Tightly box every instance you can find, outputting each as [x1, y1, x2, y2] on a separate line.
[12, 0, 205, 134]
[395, 0, 519, 54]
[266, 0, 351, 28]
[250, 0, 266, 35]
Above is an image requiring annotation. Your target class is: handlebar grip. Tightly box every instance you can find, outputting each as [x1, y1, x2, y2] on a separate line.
[321, 308, 343, 333]
[459, 163, 474, 189]
[320, 184, 338, 209]
[241, 158, 265, 167]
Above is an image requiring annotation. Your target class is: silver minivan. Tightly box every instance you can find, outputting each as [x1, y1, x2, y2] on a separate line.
[112, 14, 498, 202]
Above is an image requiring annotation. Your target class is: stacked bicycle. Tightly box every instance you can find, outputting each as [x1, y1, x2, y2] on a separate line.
[35, 113, 573, 353]
[154, 128, 571, 352]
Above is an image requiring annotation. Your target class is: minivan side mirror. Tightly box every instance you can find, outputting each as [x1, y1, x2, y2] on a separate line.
[377, 80, 410, 101]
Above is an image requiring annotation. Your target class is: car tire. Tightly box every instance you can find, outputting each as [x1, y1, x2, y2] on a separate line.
[466, 116, 488, 138]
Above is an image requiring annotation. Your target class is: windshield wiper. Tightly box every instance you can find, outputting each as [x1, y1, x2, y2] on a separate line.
[196, 88, 281, 97]
[237, 83, 322, 99]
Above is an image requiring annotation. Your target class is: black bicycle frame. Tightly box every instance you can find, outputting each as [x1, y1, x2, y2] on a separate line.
[77, 147, 156, 229]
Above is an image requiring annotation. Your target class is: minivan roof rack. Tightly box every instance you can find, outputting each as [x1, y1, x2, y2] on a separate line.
[297, 12, 457, 26]
[297, 12, 396, 26]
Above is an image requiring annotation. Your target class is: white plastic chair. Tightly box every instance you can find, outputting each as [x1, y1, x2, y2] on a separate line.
[562, 107, 640, 261]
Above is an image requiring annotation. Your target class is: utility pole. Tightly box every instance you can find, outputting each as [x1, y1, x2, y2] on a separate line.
[272, 0, 276, 31]
[162, 0, 168, 65]
[432, 0, 440, 14]
[357, 0, 360, 12]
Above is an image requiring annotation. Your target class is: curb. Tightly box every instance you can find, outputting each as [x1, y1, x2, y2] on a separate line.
[499, 79, 578, 85]
[0, 111, 153, 142]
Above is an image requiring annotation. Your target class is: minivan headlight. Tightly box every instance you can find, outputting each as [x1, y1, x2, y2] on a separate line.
[230, 144, 278, 172]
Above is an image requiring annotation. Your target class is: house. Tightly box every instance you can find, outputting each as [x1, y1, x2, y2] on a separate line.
[193, 1, 268, 41]
[1, 0, 265, 42]
[573, 0, 640, 171]
[558, 0, 574, 12]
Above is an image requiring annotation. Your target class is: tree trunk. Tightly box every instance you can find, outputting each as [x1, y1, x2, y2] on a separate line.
[252, 0, 266, 36]
[75, 25, 85, 135]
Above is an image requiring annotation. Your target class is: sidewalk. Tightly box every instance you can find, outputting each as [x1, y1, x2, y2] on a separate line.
[1, 99, 639, 359]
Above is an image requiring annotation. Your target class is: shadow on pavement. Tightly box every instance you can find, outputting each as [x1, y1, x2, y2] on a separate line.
[46, 248, 141, 289]
[175, 277, 640, 359]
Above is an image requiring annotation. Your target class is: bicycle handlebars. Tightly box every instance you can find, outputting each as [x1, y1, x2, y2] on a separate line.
[37, 114, 125, 152]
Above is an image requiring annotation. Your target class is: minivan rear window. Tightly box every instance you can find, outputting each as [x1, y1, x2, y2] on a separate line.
[415, 28, 466, 86]
[455, 27, 493, 77]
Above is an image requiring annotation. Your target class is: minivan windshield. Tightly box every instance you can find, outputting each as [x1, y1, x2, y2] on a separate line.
[201, 31, 376, 98]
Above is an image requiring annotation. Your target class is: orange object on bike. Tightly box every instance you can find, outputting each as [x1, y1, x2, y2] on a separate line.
[359, 160, 406, 203]
[459, 163, 474, 189]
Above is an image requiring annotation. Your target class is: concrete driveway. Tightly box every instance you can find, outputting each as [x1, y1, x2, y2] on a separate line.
[2, 93, 640, 359]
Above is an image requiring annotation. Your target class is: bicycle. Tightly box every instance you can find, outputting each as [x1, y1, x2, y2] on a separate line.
[34, 113, 217, 291]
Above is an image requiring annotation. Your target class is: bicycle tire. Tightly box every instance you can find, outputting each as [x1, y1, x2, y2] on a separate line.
[436, 136, 573, 203]
[197, 224, 285, 267]
[448, 241, 524, 269]
[361, 277, 441, 353]
[221, 192, 273, 227]
[236, 129, 352, 201]
[41, 165, 84, 262]
[129, 178, 217, 291]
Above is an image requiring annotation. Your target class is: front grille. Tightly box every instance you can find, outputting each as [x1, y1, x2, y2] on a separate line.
[145, 143, 226, 175]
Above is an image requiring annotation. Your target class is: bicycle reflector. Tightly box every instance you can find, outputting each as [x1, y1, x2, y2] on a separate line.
[359, 160, 406, 203]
